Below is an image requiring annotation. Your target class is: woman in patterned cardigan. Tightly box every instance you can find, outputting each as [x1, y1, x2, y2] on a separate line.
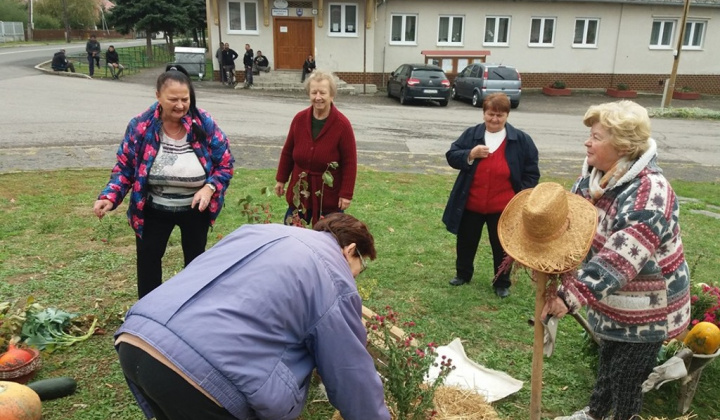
[544, 101, 691, 420]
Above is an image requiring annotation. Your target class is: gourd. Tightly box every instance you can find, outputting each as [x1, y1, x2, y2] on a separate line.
[27, 377, 77, 401]
[0, 381, 42, 420]
[683, 321, 720, 355]
[0, 344, 34, 368]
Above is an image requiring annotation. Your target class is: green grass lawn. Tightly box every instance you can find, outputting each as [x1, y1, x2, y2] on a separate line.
[1, 168, 718, 420]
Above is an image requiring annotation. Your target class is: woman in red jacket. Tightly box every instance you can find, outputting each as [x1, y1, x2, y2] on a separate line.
[274, 70, 358, 226]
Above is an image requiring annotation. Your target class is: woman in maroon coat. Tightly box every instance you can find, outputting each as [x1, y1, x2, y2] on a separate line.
[274, 70, 358, 226]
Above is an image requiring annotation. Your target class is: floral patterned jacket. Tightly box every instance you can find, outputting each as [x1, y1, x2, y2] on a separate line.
[98, 102, 234, 238]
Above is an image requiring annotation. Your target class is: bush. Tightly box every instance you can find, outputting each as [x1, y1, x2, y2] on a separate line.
[33, 13, 63, 29]
[679, 86, 695, 93]
[551, 80, 566, 89]
[617, 82, 630, 91]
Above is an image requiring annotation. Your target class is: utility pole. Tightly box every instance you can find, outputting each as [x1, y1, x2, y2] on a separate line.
[662, 0, 691, 108]
[61, 0, 71, 43]
[26, 0, 33, 41]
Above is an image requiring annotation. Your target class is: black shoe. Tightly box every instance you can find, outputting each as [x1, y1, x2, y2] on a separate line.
[449, 277, 469, 286]
[494, 287, 510, 298]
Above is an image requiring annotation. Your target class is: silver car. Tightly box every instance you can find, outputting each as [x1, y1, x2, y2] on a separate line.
[451, 64, 522, 108]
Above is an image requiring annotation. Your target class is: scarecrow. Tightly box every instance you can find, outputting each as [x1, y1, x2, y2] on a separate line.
[497, 182, 597, 420]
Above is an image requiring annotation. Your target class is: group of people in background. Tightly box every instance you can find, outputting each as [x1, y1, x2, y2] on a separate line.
[51, 34, 123, 79]
[215, 42, 266, 88]
[82, 41, 690, 419]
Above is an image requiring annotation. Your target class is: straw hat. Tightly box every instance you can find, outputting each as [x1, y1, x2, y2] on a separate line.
[498, 182, 597, 274]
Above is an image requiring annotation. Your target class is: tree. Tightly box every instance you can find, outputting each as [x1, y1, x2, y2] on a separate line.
[34, 0, 98, 30]
[108, 0, 191, 58]
[0, 0, 28, 24]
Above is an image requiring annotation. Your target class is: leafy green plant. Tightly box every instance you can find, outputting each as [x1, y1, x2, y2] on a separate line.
[21, 303, 98, 352]
[616, 82, 630, 91]
[237, 187, 273, 224]
[366, 307, 454, 420]
[551, 80, 566, 89]
[679, 86, 695, 93]
[287, 161, 339, 227]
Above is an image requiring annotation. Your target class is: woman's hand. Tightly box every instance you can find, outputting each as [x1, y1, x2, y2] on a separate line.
[192, 185, 215, 212]
[338, 197, 351, 211]
[274, 181, 285, 197]
[93, 199, 113, 219]
[541, 295, 569, 319]
[469, 145, 491, 160]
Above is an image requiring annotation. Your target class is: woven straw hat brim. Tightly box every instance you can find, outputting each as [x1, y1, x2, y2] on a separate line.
[498, 189, 598, 274]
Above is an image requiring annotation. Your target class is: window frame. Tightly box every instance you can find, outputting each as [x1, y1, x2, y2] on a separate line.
[437, 15, 465, 46]
[682, 20, 706, 50]
[572, 18, 599, 48]
[484, 16, 511, 46]
[649, 19, 675, 49]
[227, 0, 259, 35]
[528, 17, 556, 47]
[390, 13, 418, 45]
[328, 3, 359, 37]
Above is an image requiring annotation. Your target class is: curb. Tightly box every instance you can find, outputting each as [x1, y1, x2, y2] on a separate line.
[35, 60, 92, 79]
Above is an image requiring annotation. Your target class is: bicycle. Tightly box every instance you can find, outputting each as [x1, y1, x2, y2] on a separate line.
[223, 65, 236, 87]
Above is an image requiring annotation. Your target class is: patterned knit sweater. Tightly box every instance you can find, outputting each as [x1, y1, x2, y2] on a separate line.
[563, 139, 691, 343]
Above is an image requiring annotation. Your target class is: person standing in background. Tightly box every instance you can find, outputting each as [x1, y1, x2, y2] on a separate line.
[86, 34, 101, 77]
[215, 41, 225, 83]
[443, 92, 540, 298]
[243, 43, 254, 88]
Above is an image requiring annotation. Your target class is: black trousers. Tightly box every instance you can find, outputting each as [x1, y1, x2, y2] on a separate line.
[455, 210, 510, 289]
[135, 206, 209, 298]
[118, 342, 237, 420]
[588, 340, 662, 420]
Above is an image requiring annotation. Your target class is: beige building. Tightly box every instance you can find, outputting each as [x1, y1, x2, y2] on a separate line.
[205, 0, 720, 93]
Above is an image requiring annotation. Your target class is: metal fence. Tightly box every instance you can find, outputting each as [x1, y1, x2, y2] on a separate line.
[0, 21, 25, 43]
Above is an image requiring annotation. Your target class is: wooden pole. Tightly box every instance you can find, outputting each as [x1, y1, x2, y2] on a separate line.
[662, 0, 691, 108]
[530, 271, 548, 420]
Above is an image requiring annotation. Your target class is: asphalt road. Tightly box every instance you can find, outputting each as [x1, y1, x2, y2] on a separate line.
[1, 48, 719, 182]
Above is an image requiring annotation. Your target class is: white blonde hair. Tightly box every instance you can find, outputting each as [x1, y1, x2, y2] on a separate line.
[583, 100, 651, 159]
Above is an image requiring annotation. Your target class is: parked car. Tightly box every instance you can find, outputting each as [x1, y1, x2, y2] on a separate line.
[451, 63, 522, 108]
[387, 63, 451, 106]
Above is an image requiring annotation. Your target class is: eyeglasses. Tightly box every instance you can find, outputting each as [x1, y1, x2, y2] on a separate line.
[355, 248, 367, 273]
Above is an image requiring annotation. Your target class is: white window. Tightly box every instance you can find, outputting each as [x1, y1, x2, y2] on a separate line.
[438, 15, 464, 45]
[529, 17, 555, 46]
[649, 20, 674, 48]
[683, 20, 706, 49]
[329, 3, 358, 36]
[484, 16, 510, 46]
[390, 14, 417, 44]
[228, 1, 258, 34]
[573, 18, 599, 48]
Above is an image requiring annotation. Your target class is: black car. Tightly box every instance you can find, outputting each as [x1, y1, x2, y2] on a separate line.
[387, 63, 451, 106]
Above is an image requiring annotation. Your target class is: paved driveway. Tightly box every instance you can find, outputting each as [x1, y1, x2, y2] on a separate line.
[2, 64, 719, 182]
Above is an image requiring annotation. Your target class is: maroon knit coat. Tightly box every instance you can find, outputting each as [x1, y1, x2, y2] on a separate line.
[276, 104, 357, 223]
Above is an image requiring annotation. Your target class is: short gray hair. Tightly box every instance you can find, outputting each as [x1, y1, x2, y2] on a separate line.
[304, 70, 337, 97]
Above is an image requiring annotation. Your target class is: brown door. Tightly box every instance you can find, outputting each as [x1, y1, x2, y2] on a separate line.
[274, 18, 314, 70]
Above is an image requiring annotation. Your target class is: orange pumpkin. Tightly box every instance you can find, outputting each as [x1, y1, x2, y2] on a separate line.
[683, 322, 720, 355]
[0, 381, 42, 420]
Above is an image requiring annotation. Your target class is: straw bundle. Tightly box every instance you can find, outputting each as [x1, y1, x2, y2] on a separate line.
[331, 385, 500, 420]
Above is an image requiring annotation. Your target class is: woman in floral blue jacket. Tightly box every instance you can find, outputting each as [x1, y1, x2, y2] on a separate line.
[93, 65, 234, 297]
